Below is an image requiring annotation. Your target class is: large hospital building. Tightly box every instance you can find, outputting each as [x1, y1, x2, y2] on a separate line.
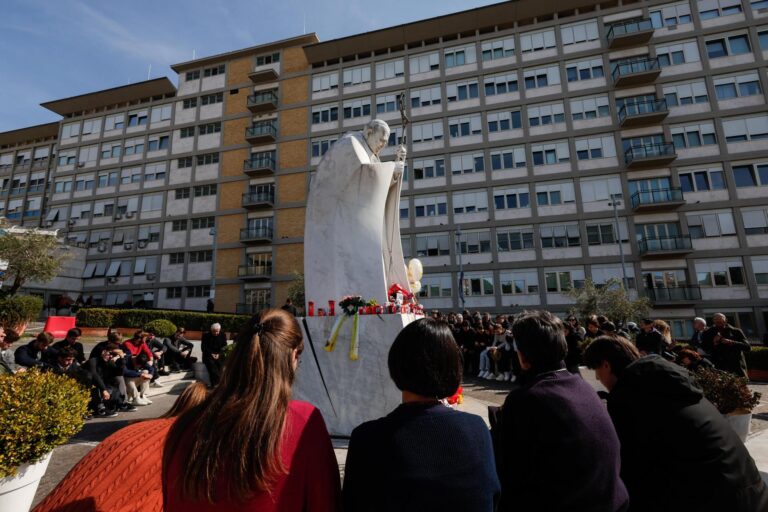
[2, 0, 768, 339]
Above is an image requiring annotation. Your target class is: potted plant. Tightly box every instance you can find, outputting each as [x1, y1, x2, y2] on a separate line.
[0, 370, 90, 512]
[693, 367, 761, 442]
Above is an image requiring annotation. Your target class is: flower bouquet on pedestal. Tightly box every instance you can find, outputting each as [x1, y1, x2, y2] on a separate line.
[324, 295, 367, 360]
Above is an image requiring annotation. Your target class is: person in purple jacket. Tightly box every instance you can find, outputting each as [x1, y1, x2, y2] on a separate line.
[497, 310, 629, 512]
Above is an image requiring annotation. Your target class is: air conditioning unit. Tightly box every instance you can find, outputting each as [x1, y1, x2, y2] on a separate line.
[77, 162, 85, 168]
[138, 240, 148, 248]
[146, 273, 157, 281]
[68, 219, 77, 226]
[114, 214, 123, 220]
[97, 243, 107, 253]
[124, 242, 134, 250]
[45, 221, 54, 227]
[107, 276, 119, 283]
[126, 212, 135, 219]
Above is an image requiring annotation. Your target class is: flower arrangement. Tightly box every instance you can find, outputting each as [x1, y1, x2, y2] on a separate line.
[325, 295, 366, 360]
[445, 386, 464, 408]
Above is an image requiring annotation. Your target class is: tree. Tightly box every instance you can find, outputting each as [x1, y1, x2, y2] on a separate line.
[567, 278, 651, 325]
[0, 228, 68, 296]
[286, 272, 305, 312]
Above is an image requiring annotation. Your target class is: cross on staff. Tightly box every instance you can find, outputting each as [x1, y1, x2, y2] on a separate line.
[397, 91, 409, 162]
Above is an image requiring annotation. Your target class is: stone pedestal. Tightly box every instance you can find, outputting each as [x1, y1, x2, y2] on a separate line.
[294, 314, 416, 436]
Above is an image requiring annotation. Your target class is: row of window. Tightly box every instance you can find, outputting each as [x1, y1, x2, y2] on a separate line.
[312, 10, 768, 93]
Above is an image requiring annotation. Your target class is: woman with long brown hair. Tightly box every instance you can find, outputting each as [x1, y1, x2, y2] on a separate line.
[162, 308, 341, 511]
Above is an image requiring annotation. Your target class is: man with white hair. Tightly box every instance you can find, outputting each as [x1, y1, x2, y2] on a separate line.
[690, 317, 707, 355]
[702, 313, 751, 378]
[201, 322, 228, 387]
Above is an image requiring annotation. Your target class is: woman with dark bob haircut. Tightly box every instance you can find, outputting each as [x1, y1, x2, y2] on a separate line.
[343, 318, 500, 512]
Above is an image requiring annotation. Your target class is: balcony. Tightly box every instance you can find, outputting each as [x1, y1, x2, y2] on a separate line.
[240, 227, 273, 244]
[630, 188, 685, 211]
[645, 286, 702, 304]
[243, 155, 276, 177]
[245, 122, 277, 144]
[618, 99, 668, 127]
[607, 18, 655, 49]
[612, 58, 661, 87]
[238, 265, 272, 280]
[242, 190, 274, 209]
[247, 90, 278, 113]
[638, 236, 693, 257]
[624, 143, 676, 168]
[248, 68, 278, 84]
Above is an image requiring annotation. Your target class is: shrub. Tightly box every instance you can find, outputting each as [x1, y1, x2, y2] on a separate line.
[746, 346, 768, 372]
[0, 295, 43, 332]
[75, 308, 250, 333]
[693, 367, 761, 415]
[143, 319, 177, 338]
[76, 308, 118, 327]
[0, 369, 90, 478]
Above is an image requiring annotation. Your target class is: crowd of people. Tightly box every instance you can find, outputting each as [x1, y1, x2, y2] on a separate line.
[430, 309, 754, 383]
[27, 306, 767, 512]
[0, 325, 197, 418]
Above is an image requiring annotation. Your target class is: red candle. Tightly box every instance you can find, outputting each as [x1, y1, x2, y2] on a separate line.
[307, 301, 315, 316]
[328, 300, 335, 316]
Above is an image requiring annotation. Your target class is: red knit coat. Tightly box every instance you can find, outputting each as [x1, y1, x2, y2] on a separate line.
[34, 418, 173, 512]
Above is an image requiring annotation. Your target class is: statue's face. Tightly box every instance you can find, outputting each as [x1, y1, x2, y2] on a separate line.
[366, 125, 390, 155]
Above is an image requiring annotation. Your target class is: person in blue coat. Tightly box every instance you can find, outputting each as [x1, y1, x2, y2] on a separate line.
[343, 318, 500, 512]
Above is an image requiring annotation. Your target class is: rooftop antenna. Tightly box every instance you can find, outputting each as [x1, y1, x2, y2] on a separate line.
[303, 13, 306, 34]
[192, 49, 196, 60]
[147, 64, 152, 80]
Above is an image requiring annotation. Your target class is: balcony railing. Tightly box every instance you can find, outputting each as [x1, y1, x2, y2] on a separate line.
[607, 18, 655, 48]
[638, 235, 693, 256]
[236, 302, 271, 315]
[645, 286, 702, 302]
[240, 227, 273, 243]
[247, 90, 278, 113]
[242, 191, 275, 208]
[617, 99, 668, 127]
[245, 122, 277, 143]
[243, 155, 276, 175]
[238, 265, 272, 279]
[630, 188, 685, 210]
[624, 142, 676, 167]
[612, 57, 661, 86]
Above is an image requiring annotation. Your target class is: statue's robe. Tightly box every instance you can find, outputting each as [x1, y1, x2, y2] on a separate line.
[304, 132, 409, 307]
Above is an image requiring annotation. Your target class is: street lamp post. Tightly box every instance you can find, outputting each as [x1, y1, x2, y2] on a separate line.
[609, 193, 629, 295]
[209, 224, 217, 303]
[455, 227, 465, 310]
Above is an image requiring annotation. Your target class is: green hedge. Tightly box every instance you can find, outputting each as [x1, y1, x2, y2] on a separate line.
[143, 319, 177, 338]
[747, 346, 768, 372]
[0, 295, 43, 331]
[77, 308, 250, 332]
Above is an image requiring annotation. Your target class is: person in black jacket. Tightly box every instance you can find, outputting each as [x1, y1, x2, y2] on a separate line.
[85, 342, 136, 416]
[498, 311, 628, 512]
[344, 318, 500, 512]
[701, 313, 751, 378]
[51, 328, 86, 365]
[635, 319, 666, 355]
[564, 321, 584, 374]
[15, 332, 54, 369]
[201, 323, 228, 387]
[163, 327, 196, 372]
[584, 336, 768, 512]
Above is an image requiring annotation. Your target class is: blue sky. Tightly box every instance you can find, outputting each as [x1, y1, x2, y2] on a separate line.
[0, 0, 503, 132]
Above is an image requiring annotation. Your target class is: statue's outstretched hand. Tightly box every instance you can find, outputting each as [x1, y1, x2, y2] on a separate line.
[396, 144, 407, 162]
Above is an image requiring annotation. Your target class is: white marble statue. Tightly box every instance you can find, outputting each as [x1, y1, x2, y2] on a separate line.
[304, 119, 410, 307]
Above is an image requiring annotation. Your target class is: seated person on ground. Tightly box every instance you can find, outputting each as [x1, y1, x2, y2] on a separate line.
[15, 331, 54, 369]
[51, 327, 86, 365]
[163, 327, 196, 372]
[86, 342, 135, 416]
[124, 353, 153, 406]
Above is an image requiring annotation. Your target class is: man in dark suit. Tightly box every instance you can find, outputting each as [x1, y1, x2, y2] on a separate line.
[702, 313, 750, 378]
[201, 323, 227, 387]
